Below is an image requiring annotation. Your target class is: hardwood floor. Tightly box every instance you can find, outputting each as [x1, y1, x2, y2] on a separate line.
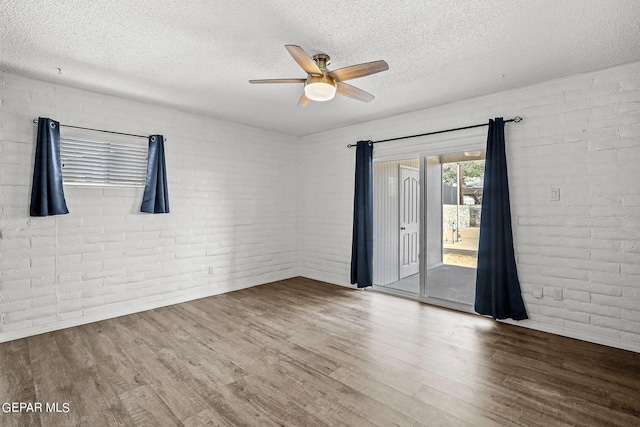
[1, 277, 639, 426]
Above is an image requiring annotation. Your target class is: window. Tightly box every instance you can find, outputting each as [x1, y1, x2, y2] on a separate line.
[60, 136, 148, 187]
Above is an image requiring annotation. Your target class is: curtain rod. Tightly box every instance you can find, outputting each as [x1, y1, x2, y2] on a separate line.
[32, 119, 166, 142]
[346, 116, 522, 148]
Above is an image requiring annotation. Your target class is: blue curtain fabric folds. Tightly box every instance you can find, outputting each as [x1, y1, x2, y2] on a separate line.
[474, 118, 528, 320]
[350, 140, 374, 288]
[30, 117, 69, 216]
[141, 135, 170, 214]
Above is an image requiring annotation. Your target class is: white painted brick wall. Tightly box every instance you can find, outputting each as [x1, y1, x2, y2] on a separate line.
[2, 63, 639, 351]
[0, 72, 300, 337]
[299, 62, 640, 350]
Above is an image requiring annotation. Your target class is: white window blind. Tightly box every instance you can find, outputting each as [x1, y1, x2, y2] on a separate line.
[60, 136, 148, 187]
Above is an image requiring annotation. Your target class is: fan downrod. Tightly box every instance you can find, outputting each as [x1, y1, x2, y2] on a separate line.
[312, 54, 330, 72]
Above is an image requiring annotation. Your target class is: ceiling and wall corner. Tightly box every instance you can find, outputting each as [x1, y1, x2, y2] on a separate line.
[1, 0, 639, 137]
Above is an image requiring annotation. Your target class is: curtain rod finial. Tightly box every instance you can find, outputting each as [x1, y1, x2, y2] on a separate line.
[514, 116, 522, 122]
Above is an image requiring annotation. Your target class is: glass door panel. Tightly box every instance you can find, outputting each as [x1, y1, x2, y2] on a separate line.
[424, 152, 485, 305]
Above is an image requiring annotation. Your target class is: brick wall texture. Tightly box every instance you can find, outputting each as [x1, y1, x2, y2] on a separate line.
[0, 73, 300, 335]
[1, 61, 639, 350]
[299, 62, 640, 349]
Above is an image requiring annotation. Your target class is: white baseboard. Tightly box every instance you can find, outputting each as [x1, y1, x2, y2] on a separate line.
[498, 318, 640, 353]
[0, 276, 294, 343]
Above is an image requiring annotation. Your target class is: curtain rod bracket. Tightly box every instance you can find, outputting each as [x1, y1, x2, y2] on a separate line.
[347, 116, 523, 148]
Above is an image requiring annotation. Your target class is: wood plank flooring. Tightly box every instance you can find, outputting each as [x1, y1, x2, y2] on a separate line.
[1, 277, 639, 426]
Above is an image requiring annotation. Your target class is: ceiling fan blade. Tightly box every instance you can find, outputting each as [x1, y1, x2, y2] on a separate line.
[297, 93, 312, 107]
[249, 78, 306, 84]
[285, 45, 322, 75]
[329, 60, 389, 82]
[336, 82, 375, 102]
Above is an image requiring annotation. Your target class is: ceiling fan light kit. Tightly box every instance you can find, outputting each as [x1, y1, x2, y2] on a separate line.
[250, 45, 388, 107]
[304, 75, 336, 101]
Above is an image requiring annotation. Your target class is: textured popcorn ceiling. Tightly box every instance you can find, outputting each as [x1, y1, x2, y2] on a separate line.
[1, 0, 639, 136]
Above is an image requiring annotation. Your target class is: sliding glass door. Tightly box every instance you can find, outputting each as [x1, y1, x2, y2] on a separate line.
[372, 150, 484, 311]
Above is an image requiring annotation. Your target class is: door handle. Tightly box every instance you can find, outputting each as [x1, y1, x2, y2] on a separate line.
[400, 227, 406, 230]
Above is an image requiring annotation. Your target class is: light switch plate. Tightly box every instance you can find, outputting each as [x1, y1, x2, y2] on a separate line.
[553, 288, 563, 301]
[551, 188, 560, 201]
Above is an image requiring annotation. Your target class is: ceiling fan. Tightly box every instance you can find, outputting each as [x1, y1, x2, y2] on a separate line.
[249, 45, 389, 107]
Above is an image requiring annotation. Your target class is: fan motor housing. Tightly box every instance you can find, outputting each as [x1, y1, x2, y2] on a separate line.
[305, 74, 335, 87]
